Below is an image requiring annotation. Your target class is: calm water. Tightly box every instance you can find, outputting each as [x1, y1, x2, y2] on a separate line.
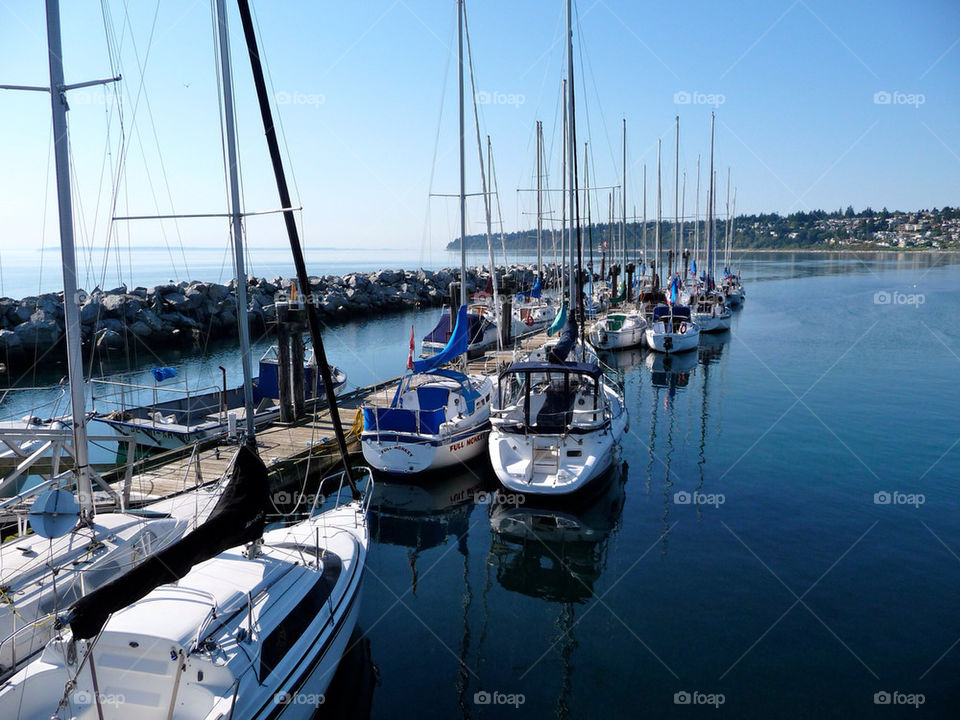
[3, 251, 960, 718]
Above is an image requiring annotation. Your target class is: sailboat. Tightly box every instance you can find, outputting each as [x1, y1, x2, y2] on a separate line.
[0, 442, 372, 720]
[488, 0, 628, 497]
[588, 119, 645, 351]
[360, 0, 494, 476]
[0, 0, 249, 681]
[0, 1, 374, 714]
[644, 119, 700, 353]
[513, 121, 558, 332]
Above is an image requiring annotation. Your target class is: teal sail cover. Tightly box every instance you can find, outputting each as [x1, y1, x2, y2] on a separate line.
[547, 301, 568, 337]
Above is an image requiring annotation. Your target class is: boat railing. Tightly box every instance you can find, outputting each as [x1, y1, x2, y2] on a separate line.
[0, 612, 56, 678]
[90, 379, 225, 429]
[308, 465, 375, 524]
[0, 384, 69, 421]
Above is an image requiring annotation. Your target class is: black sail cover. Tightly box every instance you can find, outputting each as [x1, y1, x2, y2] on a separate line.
[68, 442, 270, 640]
[547, 317, 578, 365]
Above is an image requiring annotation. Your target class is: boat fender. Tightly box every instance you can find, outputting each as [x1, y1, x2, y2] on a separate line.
[679, 323, 687, 334]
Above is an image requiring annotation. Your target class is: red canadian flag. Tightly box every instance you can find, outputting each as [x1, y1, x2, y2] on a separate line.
[407, 325, 415, 370]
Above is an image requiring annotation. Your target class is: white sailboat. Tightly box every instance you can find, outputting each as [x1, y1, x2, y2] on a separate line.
[361, 0, 494, 476]
[0, 445, 372, 720]
[588, 119, 645, 351]
[489, 0, 628, 497]
[644, 119, 700, 353]
[0, 0, 247, 680]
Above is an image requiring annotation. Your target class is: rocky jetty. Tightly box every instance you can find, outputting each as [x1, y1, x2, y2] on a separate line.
[0, 263, 555, 371]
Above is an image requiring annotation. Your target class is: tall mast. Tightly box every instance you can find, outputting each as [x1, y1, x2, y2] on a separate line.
[642, 165, 647, 272]
[457, 0, 466, 313]
[621, 118, 627, 274]
[680, 171, 686, 279]
[585, 142, 593, 279]
[706, 112, 715, 283]
[731, 187, 737, 273]
[485, 136, 501, 342]
[215, 0, 255, 439]
[656, 139, 662, 279]
[565, 0, 575, 310]
[235, 0, 356, 490]
[45, 0, 94, 520]
[561, 78, 567, 301]
[536, 120, 543, 278]
[695, 154, 701, 282]
[725, 167, 732, 272]
[673, 115, 679, 278]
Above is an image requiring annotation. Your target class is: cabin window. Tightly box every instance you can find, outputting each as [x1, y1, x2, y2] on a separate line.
[258, 556, 342, 682]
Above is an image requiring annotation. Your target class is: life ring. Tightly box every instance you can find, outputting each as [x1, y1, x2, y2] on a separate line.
[525, 315, 535, 326]
[679, 323, 687, 334]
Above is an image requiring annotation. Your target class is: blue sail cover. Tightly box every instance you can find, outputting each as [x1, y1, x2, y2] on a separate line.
[516, 275, 542, 301]
[547, 301, 568, 337]
[413, 305, 469, 373]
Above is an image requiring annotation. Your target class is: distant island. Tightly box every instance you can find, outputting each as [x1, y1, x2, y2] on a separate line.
[447, 206, 960, 252]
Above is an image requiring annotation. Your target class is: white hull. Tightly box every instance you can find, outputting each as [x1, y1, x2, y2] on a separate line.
[645, 324, 701, 353]
[588, 315, 646, 351]
[361, 425, 490, 474]
[489, 381, 628, 496]
[693, 312, 731, 333]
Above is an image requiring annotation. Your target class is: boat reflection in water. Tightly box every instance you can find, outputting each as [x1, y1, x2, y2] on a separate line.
[487, 463, 626, 718]
[645, 347, 698, 396]
[313, 627, 379, 719]
[488, 461, 627, 602]
[368, 466, 487, 593]
[697, 329, 730, 366]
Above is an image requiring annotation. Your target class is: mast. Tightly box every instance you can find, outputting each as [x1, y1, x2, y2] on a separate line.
[621, 118, 627, 277]
[561, 78, 567, 301]
[695, 154, 701, 283]
[673, 115, 679, 279]
[642, 165, 647, 273]
[731, 187, 737, 275]
[458, 0, 466, 315]
[215, 0, 255, 439]
[45, 0, 94, 520]
[565, 0, 583, 346]
[485, 136, 501, 344]
[536, 120, 543, 278]
[706, 112, 715, 284]
[680, 171, 686, 280]
[725, 167, 732, 273]
[656, 139, 662, 282]
[585, 142, 593, 283]
[235, 0, 356, 491]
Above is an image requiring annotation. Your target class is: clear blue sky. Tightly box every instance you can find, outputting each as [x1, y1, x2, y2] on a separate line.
[1, 0, 957, 260]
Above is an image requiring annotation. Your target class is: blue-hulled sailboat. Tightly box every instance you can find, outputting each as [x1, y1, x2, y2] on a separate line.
[361, 306, 493, 474]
